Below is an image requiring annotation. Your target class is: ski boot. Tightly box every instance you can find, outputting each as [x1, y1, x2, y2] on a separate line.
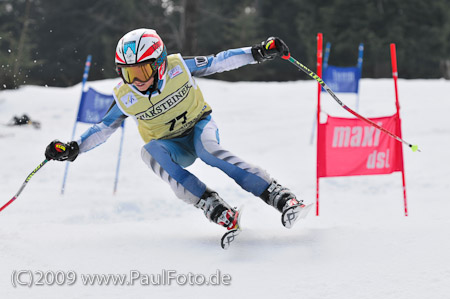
[196, 189, 239, 230]
[196, 189, 242, 249]
[260, 180, 311, 228]
[260, 180, 302, 212]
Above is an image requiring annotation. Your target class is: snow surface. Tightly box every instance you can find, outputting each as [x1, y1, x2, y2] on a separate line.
[0, 77, 449, 299]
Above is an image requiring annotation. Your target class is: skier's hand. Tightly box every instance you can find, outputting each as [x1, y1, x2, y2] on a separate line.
[251, 37, 290, 62]
[45, 140, 79, 162]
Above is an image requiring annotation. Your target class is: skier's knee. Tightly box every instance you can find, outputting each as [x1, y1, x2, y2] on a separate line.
[195, 139, 221, 167]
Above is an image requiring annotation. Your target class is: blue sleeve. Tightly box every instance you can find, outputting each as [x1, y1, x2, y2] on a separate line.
[184, 47, 256, 77]
[77, 103, 127, 153]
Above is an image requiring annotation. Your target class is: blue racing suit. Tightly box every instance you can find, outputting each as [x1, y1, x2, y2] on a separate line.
[76, 47, 272, 205]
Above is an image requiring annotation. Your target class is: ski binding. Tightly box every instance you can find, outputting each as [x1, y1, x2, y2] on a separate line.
[220, 207, 243, 250]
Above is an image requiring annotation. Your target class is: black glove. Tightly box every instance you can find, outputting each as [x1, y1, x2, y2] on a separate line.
[45, 140, 79, 162]
[251, 37, 290, 63]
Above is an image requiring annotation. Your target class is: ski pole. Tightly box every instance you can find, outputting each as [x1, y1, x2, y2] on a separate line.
[0, 159, 49, 213]
[282, 55, 421, 152]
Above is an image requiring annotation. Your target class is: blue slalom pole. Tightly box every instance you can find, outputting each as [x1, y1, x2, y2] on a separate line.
[323, 42, 331, 69]
[113, 122, 125, 195]
[357, 43, 364, 69]
[355, 43, 364, 113]
[61, 55, 92, 195]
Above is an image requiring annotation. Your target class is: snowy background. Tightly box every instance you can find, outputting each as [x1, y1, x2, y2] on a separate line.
[0, 76, 449, 298]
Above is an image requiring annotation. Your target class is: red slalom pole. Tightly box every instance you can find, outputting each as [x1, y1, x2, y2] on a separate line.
[390, 44, 400, 110]
[316, 33, 323, 216]
[390, 43, 409, 216]
[0, 159, 49, 213]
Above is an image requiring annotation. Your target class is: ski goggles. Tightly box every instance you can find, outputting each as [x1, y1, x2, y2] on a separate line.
[118, 62, 155, 84]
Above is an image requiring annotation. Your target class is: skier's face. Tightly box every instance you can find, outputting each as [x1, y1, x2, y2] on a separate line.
[132, 76, 154, 92]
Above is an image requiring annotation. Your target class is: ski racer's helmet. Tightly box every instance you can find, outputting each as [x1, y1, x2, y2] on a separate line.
[115, 28, 167, 85]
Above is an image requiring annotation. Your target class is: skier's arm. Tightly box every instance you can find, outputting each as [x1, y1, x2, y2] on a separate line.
[184, 47, 255, 77]
[183, 37, 289, 77]
[44, 103, 127, 162]
[76, 103, 127, 153]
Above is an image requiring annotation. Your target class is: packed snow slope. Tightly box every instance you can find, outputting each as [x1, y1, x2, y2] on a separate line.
[0, 77, 449, 299]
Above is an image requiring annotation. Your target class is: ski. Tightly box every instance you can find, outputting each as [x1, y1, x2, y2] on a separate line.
[221, 228, 241, 250]
[220, 203, 313, 249]
[220, 207, 243, 250]
[281, 203, 314, 228]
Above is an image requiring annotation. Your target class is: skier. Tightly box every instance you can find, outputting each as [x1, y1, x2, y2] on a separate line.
[45, 28, 303, 231]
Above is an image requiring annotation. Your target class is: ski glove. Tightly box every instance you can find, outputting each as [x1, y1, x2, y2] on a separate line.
[45, 140, 79, 162]
[251, 37, 290, 63]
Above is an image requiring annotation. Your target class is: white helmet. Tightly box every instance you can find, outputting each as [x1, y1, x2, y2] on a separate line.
[115, 28, 168, 84]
